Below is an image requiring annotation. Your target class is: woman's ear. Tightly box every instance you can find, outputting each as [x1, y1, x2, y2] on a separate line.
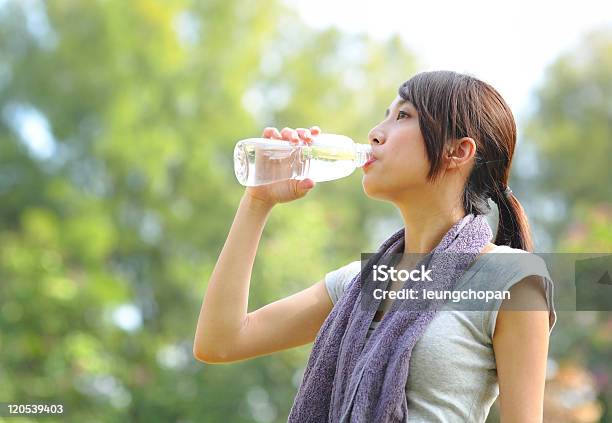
[446, 137, 476, 169]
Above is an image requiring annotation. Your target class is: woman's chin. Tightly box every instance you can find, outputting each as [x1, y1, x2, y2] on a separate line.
[362, 177, 385, 199]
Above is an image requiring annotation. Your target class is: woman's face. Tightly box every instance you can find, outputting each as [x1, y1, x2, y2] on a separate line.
[362, 96, 431, 201]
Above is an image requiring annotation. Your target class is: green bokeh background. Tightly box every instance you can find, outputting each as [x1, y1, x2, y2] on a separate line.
[0, 1, 610, 421]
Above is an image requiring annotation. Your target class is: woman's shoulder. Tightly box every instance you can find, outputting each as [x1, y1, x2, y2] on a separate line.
[478, 244, 557, 337]
[483, 244, 550, 280]
[324, 260, 362, 305]
[462, 244, 550, 288]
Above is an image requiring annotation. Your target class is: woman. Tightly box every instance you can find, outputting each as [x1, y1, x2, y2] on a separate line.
[194, 71, 556, 422]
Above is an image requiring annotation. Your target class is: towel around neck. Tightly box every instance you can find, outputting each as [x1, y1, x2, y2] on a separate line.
[288, 213, 493, 423]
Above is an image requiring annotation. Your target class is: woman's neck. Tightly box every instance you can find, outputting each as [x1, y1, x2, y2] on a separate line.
[397, 200, 466, 255]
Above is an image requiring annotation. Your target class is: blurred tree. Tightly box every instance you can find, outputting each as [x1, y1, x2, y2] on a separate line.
[0, 0, 417, 421]
[522, 27, 612, 421]
[553, 205, 612, 422]
[522, 28, 612, 248]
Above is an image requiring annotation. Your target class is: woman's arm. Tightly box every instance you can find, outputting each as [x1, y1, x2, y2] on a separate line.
[193, 126, 333, 364]
[493, 276, 551, 423]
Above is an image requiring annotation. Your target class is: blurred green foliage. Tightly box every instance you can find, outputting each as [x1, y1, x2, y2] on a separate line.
[0, 0, 415, 421]
[0, 0, 609, 421]
[524, 28, 612, 248]
[522, 28, 612, 422]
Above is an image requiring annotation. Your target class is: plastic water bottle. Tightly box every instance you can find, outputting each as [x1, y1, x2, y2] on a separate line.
[233, 134, 373, 187]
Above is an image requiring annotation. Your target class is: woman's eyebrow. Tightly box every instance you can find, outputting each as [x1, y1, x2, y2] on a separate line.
[385, 99, 408, 117]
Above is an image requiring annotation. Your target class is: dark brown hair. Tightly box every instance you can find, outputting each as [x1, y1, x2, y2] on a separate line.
[398, 71, 533, 251]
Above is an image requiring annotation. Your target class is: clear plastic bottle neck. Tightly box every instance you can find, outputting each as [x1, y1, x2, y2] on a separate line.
[353, 143, 373, 167]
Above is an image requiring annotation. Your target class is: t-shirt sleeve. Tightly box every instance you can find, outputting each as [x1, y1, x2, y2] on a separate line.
[484, 252, 557, 340]
[324, 260, 362, 305]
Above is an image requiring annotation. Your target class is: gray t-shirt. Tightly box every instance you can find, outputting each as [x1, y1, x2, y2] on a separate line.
[324, 245, 557, 423]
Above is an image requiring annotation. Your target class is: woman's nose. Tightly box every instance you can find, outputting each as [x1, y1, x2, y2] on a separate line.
[368, 128, 385, 145]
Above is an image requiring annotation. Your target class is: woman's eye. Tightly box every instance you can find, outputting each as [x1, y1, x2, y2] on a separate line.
[396, 111, 410, 120]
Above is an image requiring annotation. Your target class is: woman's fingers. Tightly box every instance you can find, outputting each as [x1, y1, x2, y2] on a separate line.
[281, 127, 300, 144]
[264, 126, 321, 145]
[296, 128, 313, 144]
[262, 127, 282, 139]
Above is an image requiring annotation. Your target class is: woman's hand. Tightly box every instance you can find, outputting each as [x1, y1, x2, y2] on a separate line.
[245, 126, 321, 207]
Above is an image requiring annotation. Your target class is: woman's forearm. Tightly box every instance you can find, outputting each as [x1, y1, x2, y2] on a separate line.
[193, 193, 273, 360]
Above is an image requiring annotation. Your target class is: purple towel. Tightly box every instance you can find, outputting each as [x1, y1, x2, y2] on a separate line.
[288, 214, 493, 422]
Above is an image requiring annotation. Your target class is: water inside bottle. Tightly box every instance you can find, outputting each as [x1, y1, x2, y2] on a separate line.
[234, 140, 365, 186]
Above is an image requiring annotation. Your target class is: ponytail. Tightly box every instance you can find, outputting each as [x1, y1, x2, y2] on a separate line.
[490, 186, 533, 252]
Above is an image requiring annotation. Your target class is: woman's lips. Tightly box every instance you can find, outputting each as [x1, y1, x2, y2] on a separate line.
[363, 158, 377, 171]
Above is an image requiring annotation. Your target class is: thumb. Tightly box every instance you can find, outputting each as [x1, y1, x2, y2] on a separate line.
[294, 178, 315, 197]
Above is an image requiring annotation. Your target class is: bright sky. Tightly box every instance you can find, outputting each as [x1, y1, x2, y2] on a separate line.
[287, 0, 612, 121]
